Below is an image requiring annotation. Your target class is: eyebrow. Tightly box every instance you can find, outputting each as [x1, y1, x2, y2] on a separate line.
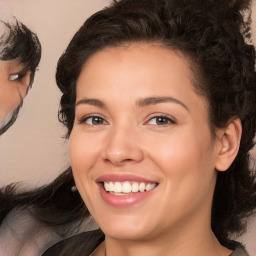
[136, 96, 189, 111]
[75, 96, 188, 111]
[76, 98, 106, 108]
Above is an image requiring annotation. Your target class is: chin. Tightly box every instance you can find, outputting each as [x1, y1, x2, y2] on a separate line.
[103, 226, 150, 241]
[96, 213, 158, 241]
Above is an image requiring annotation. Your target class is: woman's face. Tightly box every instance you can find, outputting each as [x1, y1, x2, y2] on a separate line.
[0, 59, 31, 123]
[69, 43, 223, 241]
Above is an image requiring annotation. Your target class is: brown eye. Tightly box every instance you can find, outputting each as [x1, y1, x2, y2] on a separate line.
[91, 117, 104, 125]
[147, 116, 175, 125]
[82, 116, 106, 125]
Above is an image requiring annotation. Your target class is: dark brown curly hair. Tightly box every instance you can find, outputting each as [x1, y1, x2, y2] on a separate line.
[1, 0, 255, 244]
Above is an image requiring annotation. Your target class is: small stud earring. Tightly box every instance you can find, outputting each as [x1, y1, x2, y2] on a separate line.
[71, 185, 77, 192]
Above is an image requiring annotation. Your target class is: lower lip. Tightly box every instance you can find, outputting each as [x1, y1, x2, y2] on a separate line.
[98, 184, 156, 207]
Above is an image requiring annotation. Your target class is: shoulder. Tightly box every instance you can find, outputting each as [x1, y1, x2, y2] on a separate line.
[42, 229, 105, 256]
[224, 240, 250, 256]
[231, 246, 250, 256]
[0, 208, 85, 256]
[0, 208, 63, 255]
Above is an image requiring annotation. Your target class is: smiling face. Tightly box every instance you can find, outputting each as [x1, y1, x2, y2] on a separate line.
[0, 59, 31, 124]
[69, 43, 223, 241]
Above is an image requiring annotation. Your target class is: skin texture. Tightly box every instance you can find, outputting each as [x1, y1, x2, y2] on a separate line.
[69, 43, 241, 256]
[0, 59, 31, 123]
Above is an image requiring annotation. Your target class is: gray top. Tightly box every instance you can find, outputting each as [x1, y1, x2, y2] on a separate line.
[0, 208, 96, 256]
[231, 247, 250, 256]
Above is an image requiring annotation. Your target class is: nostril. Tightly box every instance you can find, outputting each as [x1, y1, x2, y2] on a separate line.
[104, 157, 137, 166]
[123, 158, 133, 162]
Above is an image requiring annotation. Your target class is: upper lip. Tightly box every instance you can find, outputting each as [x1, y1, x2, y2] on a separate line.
[96, 174, 158, 183]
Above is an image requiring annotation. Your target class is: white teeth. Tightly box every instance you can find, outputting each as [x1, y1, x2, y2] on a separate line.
[114, 182, 122, 193]
[109, 182, 115, 192]
[139, 183, 146, 192]
[104, 182, 109, 192]
[146, 183, 156, 191]
[131, 183, 139, 192]
[103, 181, 156, 194]
[122, 182, 132, 193]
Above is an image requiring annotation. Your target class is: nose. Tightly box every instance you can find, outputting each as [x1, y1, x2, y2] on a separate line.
[102, 126, 144, 166]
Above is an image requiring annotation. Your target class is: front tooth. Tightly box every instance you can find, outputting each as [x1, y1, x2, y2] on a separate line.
[114, 182, 122, 193]
[104, 182, 110, 191]
[131, 183, 139, 192]
[122, 182, 132, 193]
[146, 183, 156, 191]
[139, 183, 146, 192]
[109, 182, 115, 192]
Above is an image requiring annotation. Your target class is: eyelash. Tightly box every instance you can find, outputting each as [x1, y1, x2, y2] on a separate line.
[78, 115, 107, 126]
[78, 114, 176, 126]
[146, 114, 176, 126]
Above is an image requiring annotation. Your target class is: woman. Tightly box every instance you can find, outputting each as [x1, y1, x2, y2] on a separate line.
[42, 0, 256, 254]
[2, 0, 256, 255]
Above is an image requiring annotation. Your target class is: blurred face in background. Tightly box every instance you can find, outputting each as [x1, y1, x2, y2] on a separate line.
[0, 18, 41, 135]
[0, 59, 31, 134]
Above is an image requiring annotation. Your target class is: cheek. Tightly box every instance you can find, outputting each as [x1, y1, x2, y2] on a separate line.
[145, 130, 217, 220]
[69, 129, 104, 186]
[0, 85, 21, 120]
[69, 130, 107, 212]
[69, 132, 93, 202]
[69, 132, 96, 173]
[145, 126, 216, 189]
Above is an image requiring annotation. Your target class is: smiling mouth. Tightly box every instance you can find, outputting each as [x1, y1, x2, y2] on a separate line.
[103, 181, 157, 195]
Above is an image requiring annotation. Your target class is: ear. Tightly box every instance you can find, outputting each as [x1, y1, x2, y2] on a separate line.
[215, 118, 242, 172]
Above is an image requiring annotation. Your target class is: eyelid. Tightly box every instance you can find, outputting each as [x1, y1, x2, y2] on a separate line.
[77, 113, 108, 125]
[145, 113, 176, 125]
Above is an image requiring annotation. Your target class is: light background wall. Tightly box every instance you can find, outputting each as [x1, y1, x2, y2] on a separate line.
[0, 0, 255, 255]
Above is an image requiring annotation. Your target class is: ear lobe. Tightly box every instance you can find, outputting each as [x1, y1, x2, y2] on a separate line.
[215, 118, 242, 172]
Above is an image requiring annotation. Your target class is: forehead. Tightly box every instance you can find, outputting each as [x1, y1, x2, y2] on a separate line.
[77, 43, 209, 117]
[83, 43, 190, 70]
[0, 59, 24, 73]
[76, 43, 199, 99]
